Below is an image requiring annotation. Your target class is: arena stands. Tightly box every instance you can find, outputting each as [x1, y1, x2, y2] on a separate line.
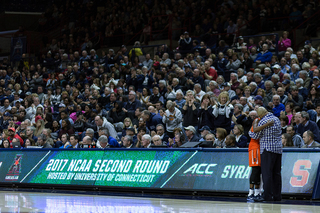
[1, 0, 320, 150]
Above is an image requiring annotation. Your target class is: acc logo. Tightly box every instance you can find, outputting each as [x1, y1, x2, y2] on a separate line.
[183, 163, 217, 175]
[5, 154, 23, 181]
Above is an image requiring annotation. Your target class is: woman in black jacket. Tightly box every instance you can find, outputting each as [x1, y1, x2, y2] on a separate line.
[197, 94, 215, 130]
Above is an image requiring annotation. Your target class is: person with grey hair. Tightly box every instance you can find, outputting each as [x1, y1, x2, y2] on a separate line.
[163, 100, 183, 138]
[182, 90, 199, 127]
[295, 78, 308, 100]
[98, 135, 109, 148]
[122, 135, 134, 148]
[37, 134, 52, 148]
[79, 136, 94, 148]
[175, 89, 186, 109]
[254, 73, 265, 89]
[194, 83, 206, 101]
[267, 95, 285, 117]
[299, 70, 311, 88]
[288, 86, 303, 108]
[141, 134, 152, 148]
[263, 67, 272, 81]
[271, 74, 280, 87]
[142, 54, 153, 70]
[230, 72, 240, 90]
[290, 63, 301, 81]
[237, 68, 247, 83]
[151, 134, 165, 147]
[296, 111, 320, 142]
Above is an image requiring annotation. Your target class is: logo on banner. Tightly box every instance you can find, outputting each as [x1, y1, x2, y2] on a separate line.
[182, 163, 217, 176]
[5, 154, 23, 181]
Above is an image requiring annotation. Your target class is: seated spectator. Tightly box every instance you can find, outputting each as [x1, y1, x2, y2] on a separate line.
[151, 135, 166, 147]
[295, 78, 308, 101]
[156, 124, 169, 144]
[277, 87, 288, 105]
[224, 135, 237, 148]
[37, 134, 52, 148]
[233, 124, 248, 148]
[304, 86, 320, 111]
[199, 126, 212, 141]
[97, 127, 120, 148]
[184, 126, 200, 143]
[122, 135, 134, 148]
[302, 130, 320, 148]
[79, 136, 95, 148]
[7, 127, 24, 147]
[175, 90, 186, 109]
[142, 110, 162, 132]
[24, 138, 35, 148]
[214, 128, 227, 148]
[296, 111, 320, 142]
[226, 53, 241, 72]
[282, 133, 294, 148]
[97, 135, 109, 149]
[267, 95, 285, 117]
[280, 115, 289, 134]
[254, 44, 273, 68]
[58, 119, 74, 140]
[141, 134, 152, 148]
[283, 102, 294, 125]
[288, 86, 304, 108]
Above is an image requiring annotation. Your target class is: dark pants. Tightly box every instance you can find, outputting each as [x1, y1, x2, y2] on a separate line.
[261, 150, 282, 201]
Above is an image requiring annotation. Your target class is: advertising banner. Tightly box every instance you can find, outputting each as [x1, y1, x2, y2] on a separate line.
[0, 149, 319, 195]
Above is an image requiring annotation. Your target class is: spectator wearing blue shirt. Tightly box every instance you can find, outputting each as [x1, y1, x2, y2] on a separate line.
[290, 64, 300, 82]
[175, 90, 186, 109]
[142, 110, 163, 132]
[254, 44, 273, 65]
[268, 95, 285, 117]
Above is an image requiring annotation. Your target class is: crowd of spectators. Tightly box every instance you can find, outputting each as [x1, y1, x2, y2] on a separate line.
[1, 0, 320, 149]
[31, 0, 319, 56]
[2, 25, 320, 149]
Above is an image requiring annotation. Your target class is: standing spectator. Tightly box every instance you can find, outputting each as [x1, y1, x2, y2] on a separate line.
[181, 90, 199, 128]
[198, 94, 215, 130]
[162, 101, 182, 138]
[213, 91, 234, 133]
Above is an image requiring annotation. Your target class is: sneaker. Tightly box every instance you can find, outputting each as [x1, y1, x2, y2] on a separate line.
[253, 194, 264, 202]
[247, 194, 255, 202]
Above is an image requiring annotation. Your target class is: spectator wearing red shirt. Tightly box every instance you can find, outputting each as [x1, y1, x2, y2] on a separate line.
[202, 60, 218, 87]
[7, 127, 24, 147]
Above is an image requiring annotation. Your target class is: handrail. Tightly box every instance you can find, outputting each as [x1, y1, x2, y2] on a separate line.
[291, 9, 320, 50]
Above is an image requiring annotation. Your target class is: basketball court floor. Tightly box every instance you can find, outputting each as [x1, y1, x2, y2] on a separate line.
[1, 190, 320, 212]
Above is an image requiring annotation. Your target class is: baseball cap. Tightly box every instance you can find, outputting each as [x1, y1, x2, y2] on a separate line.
[282, 79, 291, 85]
[313, 76, 320, 80]
[35, 115, 43, 123]
[77, 95, 84, 99]
[272, 64, 281, 69]
[8, 127, 15, 132]
[199, 126, 211, 132]
[238, 36, 243, 39]
[184, 126, 196, 134]
[223, 82, 231, 87]
[305, 40, 311, 45]
[25, 92, 32, 96]
[254, 95, 263, 101]
[59, 103, 66, 108]
[4, 112, 11, 117]
[127, 127, 135, 132]
[184, 31, 189, 35]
